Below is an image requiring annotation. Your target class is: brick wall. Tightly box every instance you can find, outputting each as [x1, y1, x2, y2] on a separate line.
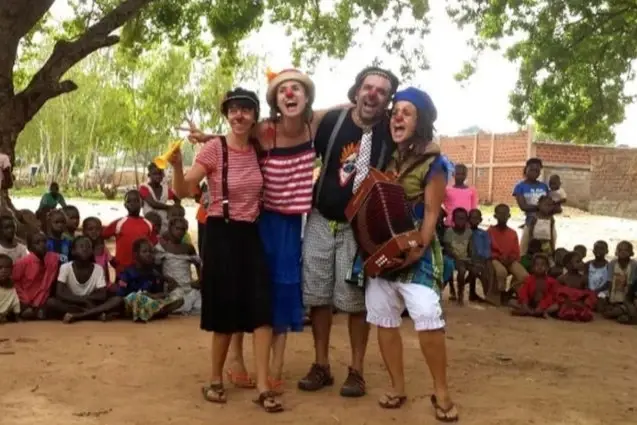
[439, 131, 637, 218]
[588, 147, 637, 218]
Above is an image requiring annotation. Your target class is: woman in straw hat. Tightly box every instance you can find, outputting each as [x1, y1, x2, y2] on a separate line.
[170, 88, 283, 413]
[363, 87, 458, 421]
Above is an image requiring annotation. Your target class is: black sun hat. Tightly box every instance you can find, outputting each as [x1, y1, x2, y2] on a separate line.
[221, 87, 260, 120]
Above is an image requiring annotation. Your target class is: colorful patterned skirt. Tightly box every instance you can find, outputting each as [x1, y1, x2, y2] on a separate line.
[124, 292, 166, 322]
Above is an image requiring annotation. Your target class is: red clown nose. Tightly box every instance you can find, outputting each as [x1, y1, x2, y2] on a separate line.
[285, 88, 294, 98]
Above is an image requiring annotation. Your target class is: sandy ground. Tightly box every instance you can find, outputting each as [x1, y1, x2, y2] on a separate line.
[2, 198, 636, 425]
[1, 307, 636, 425]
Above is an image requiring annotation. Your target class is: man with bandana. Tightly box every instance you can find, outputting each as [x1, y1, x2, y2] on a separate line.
[299, 67, 399, 397]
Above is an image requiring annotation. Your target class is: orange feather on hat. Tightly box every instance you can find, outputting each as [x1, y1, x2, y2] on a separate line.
[265, 67, 278, 83]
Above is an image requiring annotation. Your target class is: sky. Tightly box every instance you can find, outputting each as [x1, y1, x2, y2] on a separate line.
[49, 1, 637, 145]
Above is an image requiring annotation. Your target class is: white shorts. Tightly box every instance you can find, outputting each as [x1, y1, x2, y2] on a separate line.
[365, 277, 445, 331]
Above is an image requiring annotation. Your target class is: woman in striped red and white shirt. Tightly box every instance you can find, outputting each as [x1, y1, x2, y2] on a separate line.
[170, 88, 283, 413]
[253, 69, 318, 393]
[184, 72, 348, 396]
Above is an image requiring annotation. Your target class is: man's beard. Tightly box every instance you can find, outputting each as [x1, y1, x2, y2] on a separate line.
[357, 102, 387, 125]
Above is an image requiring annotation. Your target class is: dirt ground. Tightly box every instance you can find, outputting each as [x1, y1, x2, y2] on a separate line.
[3, 199, 637, 424]
[1, 301, 635, 425]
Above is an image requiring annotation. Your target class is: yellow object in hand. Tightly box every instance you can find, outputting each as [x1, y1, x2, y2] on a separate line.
[153, 140, 183, 169]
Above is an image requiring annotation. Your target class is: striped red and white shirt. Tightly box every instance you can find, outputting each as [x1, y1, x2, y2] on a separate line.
[260, 141, 315, 215]
[195, 138, 263, 222]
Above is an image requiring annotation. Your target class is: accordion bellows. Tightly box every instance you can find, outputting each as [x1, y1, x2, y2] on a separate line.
[345, 168, 423, 277]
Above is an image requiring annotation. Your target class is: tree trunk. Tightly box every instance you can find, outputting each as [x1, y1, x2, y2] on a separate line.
[0, 0, 154, 204]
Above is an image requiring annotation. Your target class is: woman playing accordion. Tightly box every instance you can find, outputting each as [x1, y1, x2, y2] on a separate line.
[360, 87, 458, 420]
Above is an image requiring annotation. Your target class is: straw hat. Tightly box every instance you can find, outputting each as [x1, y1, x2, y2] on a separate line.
[266, 68, 315, 110]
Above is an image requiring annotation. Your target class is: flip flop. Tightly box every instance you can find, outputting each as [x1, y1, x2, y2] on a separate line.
[430, 395, 459, 422]
[268, 377, 284, 395]
[225, 369, 256, 389]
[378, 393, 407, 409]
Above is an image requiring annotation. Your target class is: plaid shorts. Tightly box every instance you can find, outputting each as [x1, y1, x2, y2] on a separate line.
[302, 209, 365, 313]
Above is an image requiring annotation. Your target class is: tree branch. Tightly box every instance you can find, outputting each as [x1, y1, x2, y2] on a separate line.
[0, 0, 55, 103]
[14, 0, 155, 126]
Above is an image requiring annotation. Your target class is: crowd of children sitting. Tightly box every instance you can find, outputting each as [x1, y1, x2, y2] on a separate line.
[0, 164, 202, 324]
[440, 159, 637, 325]
[1, 159, 636, 327]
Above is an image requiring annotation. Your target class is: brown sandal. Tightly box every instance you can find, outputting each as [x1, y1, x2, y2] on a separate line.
[253, 391, 283, 413]
[430, 395, 459, 422]
[378, 393, 407, 409]
[202, 383, 227, 404]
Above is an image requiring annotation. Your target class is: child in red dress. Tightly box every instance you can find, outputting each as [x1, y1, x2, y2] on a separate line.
[509, 253, 559, 318]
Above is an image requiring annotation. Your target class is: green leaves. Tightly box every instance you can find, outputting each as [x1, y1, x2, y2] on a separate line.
[449, 0, 637, 144]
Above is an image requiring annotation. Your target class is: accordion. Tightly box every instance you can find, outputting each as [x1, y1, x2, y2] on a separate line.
[345, 168, 423, 277]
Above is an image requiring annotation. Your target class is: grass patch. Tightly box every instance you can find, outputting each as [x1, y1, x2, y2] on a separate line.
[11, 185, 110, 200]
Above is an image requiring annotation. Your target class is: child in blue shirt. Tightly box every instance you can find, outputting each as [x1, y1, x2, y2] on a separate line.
[467, 209, 491, 303]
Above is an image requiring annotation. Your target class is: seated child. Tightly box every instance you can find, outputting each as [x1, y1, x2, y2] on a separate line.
[558, 251, 587, 289]
[0, 213, 28, 262]
[62, 205, 81, 237]
[521, 239, 543, 272]
[13, 232, 59, 319]
[45, 236, 123, 323]
[164, 205, 193, 245]
[509, 253, 559, 318]
[117, 238, 184, 322]
[554, 251, 596, 322]
[488, 204, 528, 304]
[103, 190, 154, 273]
[573, 244, 587, 262]
[585, 241, 609, 298]
[598, 241, 637, 324]
[46, 209, 72, 263]
[35, 206, 54, 233]
[467, 208, 491, 303]
[548, 174, 567, 214]
[39, 182, 67, 209]
[155, 217, 202, 315]
[527, 195, 556, 255]
[144, 211, 161, 245]
[443, 207, 472, 305]
[0, 254, 20, 322]
[83, 217, 115, 291]
[549, 248, 568, 278]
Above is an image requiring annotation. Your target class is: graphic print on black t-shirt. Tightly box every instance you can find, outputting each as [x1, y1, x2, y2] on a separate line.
[313, 109, 393, 222]
[339, 142, 359, 187]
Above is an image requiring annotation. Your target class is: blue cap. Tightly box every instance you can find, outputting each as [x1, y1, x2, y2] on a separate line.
[393, 87, 437, 123]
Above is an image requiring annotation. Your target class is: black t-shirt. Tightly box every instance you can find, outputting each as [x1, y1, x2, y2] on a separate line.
[313, 109, 394, 222]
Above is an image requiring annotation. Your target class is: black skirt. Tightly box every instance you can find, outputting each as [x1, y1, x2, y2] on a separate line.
[200, 217, 272, 333]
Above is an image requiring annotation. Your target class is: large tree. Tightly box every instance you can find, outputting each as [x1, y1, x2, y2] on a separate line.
[0, 0, 431, 174]
[449, 1, 637, 145]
